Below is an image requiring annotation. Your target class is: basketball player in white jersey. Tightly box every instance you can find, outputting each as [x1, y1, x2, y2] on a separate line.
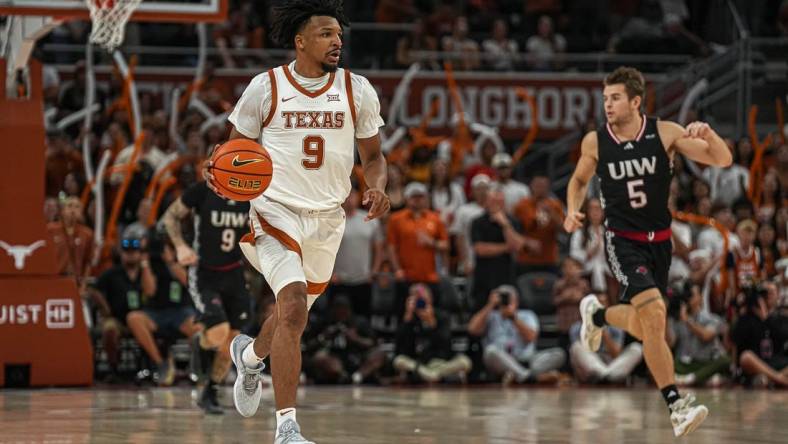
[205, 1, 389, 442]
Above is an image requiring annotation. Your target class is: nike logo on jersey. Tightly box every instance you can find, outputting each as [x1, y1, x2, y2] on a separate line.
[624, 142, 634, 150]
[232, 155, 264, 167]
[645, 133, 656, 139]
[281, 96, 297, 103]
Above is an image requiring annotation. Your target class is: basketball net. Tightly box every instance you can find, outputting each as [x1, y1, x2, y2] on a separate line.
[86, 0, 142, 52]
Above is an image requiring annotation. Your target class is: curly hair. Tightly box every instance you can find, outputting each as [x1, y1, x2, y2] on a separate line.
[269, 0, 349, 49]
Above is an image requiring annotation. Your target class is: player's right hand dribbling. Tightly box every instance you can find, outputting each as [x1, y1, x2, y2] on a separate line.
[563, 211, 585, 233]
[175, 244, 198, 266]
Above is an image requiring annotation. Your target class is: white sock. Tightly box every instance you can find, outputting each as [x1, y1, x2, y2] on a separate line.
[242, 340, 263, 368]
[275, 408, 297, 430]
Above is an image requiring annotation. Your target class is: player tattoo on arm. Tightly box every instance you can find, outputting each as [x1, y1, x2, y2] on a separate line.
[162, 198, 198, 266]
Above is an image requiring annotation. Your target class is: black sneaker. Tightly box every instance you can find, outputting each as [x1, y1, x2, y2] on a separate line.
[198, 383, 224, 415]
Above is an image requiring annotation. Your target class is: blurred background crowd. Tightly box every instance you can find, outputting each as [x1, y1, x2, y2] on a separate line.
[36, 0, 788, 389]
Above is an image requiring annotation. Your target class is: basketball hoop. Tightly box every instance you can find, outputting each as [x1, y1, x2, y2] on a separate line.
[86, 0, 142, 52]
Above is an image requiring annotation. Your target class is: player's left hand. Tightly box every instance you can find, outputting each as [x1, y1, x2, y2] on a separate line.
[684, 121, 712, 139]
[363, 188, 390, 221]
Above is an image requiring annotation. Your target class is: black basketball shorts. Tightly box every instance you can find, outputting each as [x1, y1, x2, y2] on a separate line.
[604, 230, 671, 303]
[188, 265, 252, 330]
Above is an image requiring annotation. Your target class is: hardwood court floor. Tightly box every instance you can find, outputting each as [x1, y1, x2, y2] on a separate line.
[0, 385, 785, 443]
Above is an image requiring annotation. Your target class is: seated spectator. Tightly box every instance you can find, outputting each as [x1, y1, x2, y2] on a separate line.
[47, 197, 95, 284]
[491, 153, 530, 213]
[525, 15, 566, 71]
[87, 226, 155, 380]
[553, 257, 591, 344]
[468, 285, 565, 384]
[396, 17, 440, 70]
[393, 284, 471, 383]
[387, 182, 449, 309]
[126, 235, 199, 386]
[668, 283, 730, 387]
[469, 186, 525, 310]
[482, 18, 519, 71]
[513, 174, 564, 274]
[452, 174, 490, 276]
[305, 296, 385, 385]
[731, 283, 788, 387]
[441, 16, 481, 71]
[330, 186, 385, 316]
[570, 293, 643, 384]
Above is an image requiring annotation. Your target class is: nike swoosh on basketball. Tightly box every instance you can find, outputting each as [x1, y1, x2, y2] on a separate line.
[232, 155, 264, 167]
[281, 96, 297, 103]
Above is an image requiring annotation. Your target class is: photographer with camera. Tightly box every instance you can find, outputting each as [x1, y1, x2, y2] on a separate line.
[468, 285, 565, 384]
[667, 283, 730, 387]
[393, 284, 472, 383]
[304, 296, 385, 385]
[731, 281, 788, 387]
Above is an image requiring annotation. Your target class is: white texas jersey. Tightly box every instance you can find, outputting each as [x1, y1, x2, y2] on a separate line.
[255, 65, 357, 211]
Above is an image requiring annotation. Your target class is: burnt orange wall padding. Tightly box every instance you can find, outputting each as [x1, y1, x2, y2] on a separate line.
[0, 58, 93, 387]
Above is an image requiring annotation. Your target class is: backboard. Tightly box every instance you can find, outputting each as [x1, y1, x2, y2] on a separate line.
[0, 0, 228, 23]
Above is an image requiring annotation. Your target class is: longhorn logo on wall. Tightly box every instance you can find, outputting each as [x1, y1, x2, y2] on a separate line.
[0, 239, 46, 270]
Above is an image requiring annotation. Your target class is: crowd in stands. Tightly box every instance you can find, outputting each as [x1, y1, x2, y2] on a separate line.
[36, 1, 788, 390]
[36, 0, 788, 70]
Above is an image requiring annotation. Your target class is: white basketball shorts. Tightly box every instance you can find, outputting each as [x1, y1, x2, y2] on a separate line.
[239, 195, 345, 310]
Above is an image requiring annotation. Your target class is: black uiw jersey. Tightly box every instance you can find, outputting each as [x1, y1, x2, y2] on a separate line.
[596, 116, 672, 232]
[180, 181, 250, 267]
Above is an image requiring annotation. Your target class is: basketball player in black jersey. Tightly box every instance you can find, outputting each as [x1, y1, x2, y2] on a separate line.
[564, 67, 732, 437]
[161, 181, 252, 414]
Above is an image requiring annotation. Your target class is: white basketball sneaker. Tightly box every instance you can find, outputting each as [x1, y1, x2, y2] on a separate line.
[230, 334, 264, 418]
[579, 294, 604, 352]
[670, 393, 709, 437]
[275, 419, 315, 444]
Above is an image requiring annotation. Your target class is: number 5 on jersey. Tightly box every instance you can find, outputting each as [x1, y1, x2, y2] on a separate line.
[627, 179, 647, 208]
[302, 135, 325, 169]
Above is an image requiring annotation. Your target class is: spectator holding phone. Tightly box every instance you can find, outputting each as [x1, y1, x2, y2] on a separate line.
[468, 285, 565, 384]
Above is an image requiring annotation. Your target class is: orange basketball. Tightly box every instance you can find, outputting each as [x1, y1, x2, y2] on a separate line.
[210, 139, 273, 201]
